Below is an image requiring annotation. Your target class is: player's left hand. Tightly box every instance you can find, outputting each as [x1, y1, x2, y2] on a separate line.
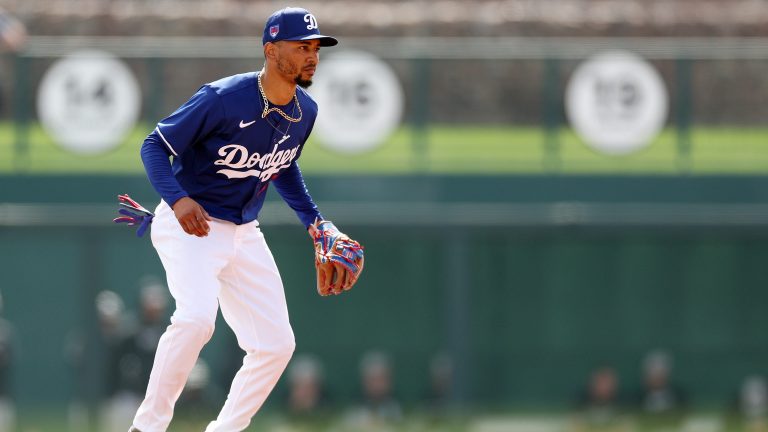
[309, 219, 364, 296]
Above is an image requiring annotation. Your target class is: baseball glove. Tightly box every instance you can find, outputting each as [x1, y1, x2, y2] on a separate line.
[309, 219, 364, 296]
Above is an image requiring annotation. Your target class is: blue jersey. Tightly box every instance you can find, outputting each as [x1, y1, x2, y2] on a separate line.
[141, 72, 322, 227]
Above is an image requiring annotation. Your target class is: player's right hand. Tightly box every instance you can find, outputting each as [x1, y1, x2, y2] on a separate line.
[172, 197, 212, 237]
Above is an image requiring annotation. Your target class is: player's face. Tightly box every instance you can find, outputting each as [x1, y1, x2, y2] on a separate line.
[274, 40, 321, 88]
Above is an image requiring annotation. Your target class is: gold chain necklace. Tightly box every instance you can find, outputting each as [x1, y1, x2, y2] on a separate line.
[264, 106, 295, 145]
[257, 72, 302, 123]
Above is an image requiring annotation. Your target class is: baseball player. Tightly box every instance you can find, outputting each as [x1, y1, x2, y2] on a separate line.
[125, 7, 363, 432]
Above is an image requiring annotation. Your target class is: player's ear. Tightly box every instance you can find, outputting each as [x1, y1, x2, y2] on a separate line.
[264, 42, 277, 61]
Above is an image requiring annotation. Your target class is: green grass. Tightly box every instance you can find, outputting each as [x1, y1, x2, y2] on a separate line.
[1, 123, 767, 175]
[13, 410, 751, 432]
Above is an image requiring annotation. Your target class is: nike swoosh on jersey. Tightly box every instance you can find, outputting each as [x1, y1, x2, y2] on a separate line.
[239, 120, 256, 128]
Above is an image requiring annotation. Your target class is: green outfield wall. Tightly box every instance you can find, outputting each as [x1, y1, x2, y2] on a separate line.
[1, 175, 768, 413]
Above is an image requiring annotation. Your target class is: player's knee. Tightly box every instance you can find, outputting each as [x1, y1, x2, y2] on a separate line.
[171, 313, 216, 342]
[278, 337, 297, 362]
[273, 344, 295, 372]
[257, 333, 295, 366]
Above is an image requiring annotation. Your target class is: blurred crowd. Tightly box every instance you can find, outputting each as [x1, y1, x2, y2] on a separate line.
[65, 278, 172, 432]
[3, 0, 768, 37]
[0, 282, 765, 431]
[572, 352, 768, 432]
[68, 279, 768, 432]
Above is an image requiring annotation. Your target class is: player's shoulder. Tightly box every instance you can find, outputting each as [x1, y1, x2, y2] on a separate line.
[296, 86, 319, 117]
[205, 72, 257, 97]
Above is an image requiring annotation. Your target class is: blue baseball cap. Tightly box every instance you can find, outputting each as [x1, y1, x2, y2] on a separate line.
[262, 7, 338, 47]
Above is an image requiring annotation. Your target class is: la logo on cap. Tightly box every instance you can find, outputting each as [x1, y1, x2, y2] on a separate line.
[269, 25, 279, 38]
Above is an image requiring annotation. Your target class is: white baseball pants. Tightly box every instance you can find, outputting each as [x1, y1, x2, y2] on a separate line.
[132, 201, 295, 432]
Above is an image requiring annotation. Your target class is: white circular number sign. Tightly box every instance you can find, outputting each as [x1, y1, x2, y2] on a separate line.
[565, 50, 668, 156]
[310, 50, 403, 154]
[37, 50, 141, 154]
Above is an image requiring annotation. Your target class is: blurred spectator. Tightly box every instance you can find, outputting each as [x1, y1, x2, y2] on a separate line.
[571, 366, 630, 431]
[272, 354, 332, 432]
[94, 290, 133, 432]
[0, 7, 26, 53]
[424, 353, 453, 416]
[175, 358, 222, 423]
[0, 292, 16, 432]
[65, 289, 130, 432]
[122, 276, 170, 392]
[95, 290, 130, 396]
[740, 376, 768, 431]
[102, 277, 169, 432]
[286, 354, 328, 417]
[637, 350, 686, 414]
[635, 350, 687, 429]
[344, 351, 403, 428]
[0, 7, 26, 117]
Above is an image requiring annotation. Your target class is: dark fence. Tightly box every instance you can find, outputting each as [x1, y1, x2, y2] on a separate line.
[2, 175, 768, 413]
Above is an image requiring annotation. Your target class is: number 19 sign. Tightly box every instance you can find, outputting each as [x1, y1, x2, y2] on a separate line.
[37, 50, 141, 155]
[565, 50, 668, 156]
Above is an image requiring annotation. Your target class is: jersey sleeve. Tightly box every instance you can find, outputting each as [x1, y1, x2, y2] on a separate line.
[272, 161, 323, 228]
[154, 85, 225, 156]
[140, 132, 188, 207]
[140, 85, 224, 206]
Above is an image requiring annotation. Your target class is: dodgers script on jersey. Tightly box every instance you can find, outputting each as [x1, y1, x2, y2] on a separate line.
[215, 142, 300, 180]
[142, 71, 322, 226]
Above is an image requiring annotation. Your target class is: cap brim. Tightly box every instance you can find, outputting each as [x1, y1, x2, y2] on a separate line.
[290, 34, 339, 47]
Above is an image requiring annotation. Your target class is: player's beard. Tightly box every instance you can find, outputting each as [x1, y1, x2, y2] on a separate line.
[295, 74, 313, 89]
[277, 57, 313, 88]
